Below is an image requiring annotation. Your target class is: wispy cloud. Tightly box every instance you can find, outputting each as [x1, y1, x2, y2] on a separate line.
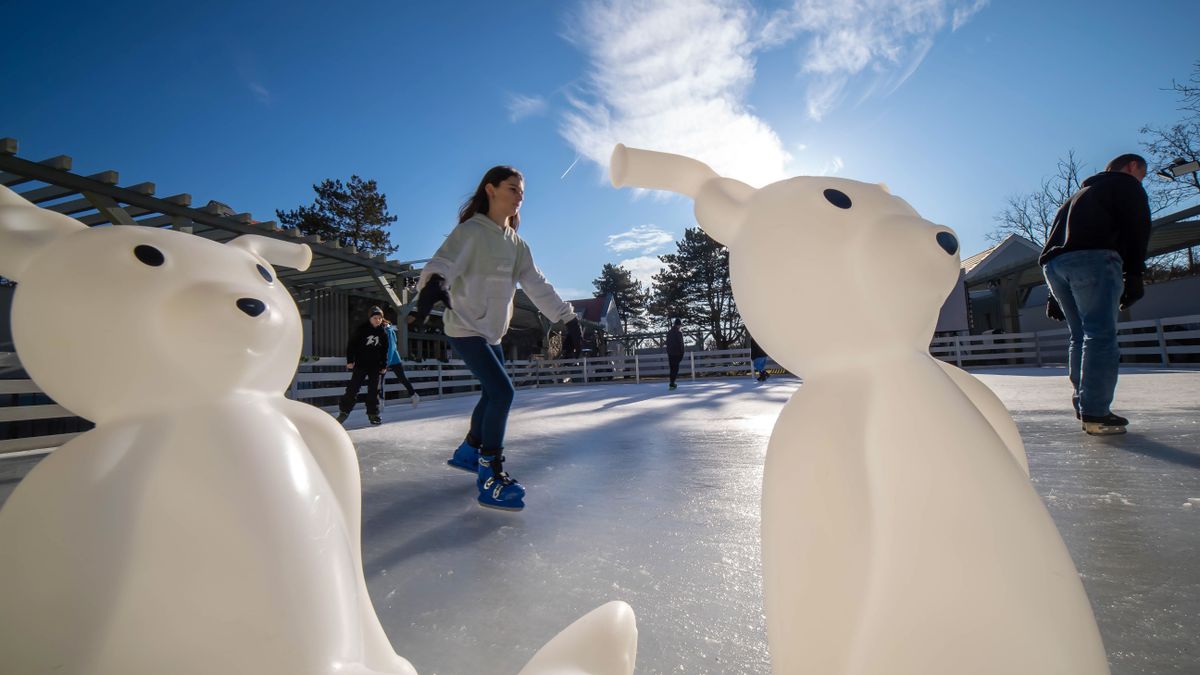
[507, 93, 548, 122]
[561, 0, 792, 188]
[759, 0, 990, 120]
[557, 287, 593, 301]
[606, 224, 675, 255]
[248, 81, 271, 104]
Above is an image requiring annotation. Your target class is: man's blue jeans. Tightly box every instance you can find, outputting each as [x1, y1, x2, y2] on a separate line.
[1042, 249, 1123, 417]
[448, 336, 514, 452]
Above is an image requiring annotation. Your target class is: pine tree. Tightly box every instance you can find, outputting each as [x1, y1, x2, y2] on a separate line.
[591, 263, 650, 332]
[649, 227, 743, 349]
[276, 175, 398, 257]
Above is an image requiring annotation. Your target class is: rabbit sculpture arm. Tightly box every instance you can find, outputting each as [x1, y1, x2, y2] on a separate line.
[933, 361, 1029, 475]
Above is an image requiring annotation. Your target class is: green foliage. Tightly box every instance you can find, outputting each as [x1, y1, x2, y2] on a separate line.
[276, 175, 398, 257]
[649, 227, 743, 349]
[591, 263, 650, 332]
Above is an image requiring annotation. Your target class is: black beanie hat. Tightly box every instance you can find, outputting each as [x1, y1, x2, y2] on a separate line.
[369, 306, 384, 317]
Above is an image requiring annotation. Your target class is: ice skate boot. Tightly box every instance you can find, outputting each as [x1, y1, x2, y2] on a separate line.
[1081, 412, 1128, 435]
[477, 453, 525, 511]
[410, 392, 421, 407]
[669, 382, 677, 390]
[447, 433, 482, 472]
[368, 414, 382, 426]
[335, 411, 349, 424]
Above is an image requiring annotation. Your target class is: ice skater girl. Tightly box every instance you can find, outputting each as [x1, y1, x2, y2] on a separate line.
[409, 165, 582, 510]
[380, 318, 420, 406]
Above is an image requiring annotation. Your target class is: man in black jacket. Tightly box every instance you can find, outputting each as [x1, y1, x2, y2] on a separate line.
[1039, 153, 1151, 435]
[337, 306, 390, 425]
[666, 318, 684, 390]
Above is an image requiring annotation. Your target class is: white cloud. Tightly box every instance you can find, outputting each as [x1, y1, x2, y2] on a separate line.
[606, 224, 675, 254]
[561, 0, 791, 188]
[755, 0, 990, 120]
[618, 255, 666, 289]
[507, 93, 548, 122]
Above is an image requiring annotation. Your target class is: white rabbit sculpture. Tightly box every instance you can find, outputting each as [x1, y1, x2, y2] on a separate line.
[610, 144, 1108, 674]
[0, 184, 635, 675]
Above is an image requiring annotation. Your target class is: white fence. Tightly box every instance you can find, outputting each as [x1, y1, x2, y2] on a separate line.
[289, 349, 779, 410]
[4, 313, 1197, 456]
[930, 314, 1200, 367]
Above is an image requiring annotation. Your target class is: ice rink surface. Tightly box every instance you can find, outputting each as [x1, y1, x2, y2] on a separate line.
[2, 366, 1197, 674]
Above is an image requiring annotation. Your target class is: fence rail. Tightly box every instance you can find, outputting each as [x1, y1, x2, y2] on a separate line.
[4, 312, 1198, 456]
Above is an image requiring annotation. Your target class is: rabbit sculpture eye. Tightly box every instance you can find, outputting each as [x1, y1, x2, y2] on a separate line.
[134, 244, 165, 266]
[611, 143, 1110, 675]
[0, 184, 636, 675]
[823, 188, 852, 209]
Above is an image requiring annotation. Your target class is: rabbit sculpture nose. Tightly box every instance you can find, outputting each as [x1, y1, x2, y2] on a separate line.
[236, 298, 266, 317]
[936, 232, 959, 255]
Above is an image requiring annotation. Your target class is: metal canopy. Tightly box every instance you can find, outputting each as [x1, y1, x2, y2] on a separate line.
[0, 138, 418, 305]
[963, 202, 1200, 292]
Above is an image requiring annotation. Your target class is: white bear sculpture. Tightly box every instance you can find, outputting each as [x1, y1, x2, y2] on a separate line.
[610, 145, 1109, 674]
[0, 185, 636, 675]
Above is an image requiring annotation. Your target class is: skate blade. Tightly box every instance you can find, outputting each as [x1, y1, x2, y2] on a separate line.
[1083, 423, 1127, 436]
[478, 500, 524, 512]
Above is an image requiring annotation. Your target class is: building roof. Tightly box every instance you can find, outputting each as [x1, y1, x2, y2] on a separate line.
[566, 295, 612, 323]
[960, 204, 1200, 291]
[961, 234, 1041, 282]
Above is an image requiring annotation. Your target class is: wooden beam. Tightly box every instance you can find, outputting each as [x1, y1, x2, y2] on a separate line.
[79, 204, 152, 226]
[83, 192, 137, 226]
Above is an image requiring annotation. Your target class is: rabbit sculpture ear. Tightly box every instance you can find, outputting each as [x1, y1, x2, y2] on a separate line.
[610, 143, 754, 246]
[228, 234, 312, 271]
[0, 185, 87, 281]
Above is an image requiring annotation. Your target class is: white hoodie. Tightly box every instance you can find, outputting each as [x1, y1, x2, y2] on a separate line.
[417, 214, 576, 345]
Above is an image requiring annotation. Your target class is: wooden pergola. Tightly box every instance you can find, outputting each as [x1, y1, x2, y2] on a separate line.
[0, 137, 424, 354]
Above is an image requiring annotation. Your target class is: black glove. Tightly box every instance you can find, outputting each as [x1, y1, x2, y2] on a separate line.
[562, 318, 583, 358]
[1046, 295, 1065, 322]
[409, 274, 451, 325]
[1119, 274, 1144, 310]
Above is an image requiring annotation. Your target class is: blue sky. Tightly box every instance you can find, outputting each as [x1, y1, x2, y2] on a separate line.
[2, 0, 1197, 301]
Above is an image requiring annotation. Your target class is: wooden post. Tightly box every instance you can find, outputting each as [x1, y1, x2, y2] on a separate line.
[690, 351, 696, 380]
[437, 362, 443, 399]
[634, 352, 640, 384]
[1156, 319, 1170, 365]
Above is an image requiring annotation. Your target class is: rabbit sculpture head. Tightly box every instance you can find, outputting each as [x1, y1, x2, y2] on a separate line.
[0, 185, 312, 422]
[611, 144, 961, 372]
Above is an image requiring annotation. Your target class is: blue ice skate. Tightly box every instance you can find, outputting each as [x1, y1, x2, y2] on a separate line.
[447, 435, 481, 472]
[477, 454, 525, 511]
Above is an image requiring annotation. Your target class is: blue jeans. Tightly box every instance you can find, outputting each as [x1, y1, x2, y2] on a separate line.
[1042, 249, 1123, 417]
[448, 336, 514, 452]
[753, 356, 768, 373]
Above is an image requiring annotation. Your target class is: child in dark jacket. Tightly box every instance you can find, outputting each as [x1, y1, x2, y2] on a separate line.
[337, 306, 390, 425]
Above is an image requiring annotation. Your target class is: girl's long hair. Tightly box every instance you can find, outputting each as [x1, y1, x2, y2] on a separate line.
[458, 165, 523, 230]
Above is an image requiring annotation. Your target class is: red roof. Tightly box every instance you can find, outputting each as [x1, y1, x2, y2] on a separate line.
[566, 296, 609, 323]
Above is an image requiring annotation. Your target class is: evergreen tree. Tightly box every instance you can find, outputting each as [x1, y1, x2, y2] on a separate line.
[591, 263, 650, 332]
[276, 175, 398, 257]
[649, 227, 743, 349]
